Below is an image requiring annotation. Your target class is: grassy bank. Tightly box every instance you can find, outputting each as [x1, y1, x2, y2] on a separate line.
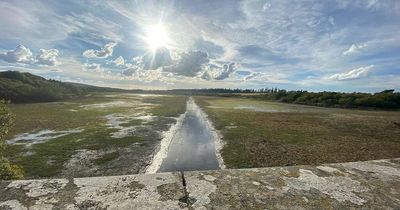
[195, 96, 400, 168]
[143, 95, 187, 117]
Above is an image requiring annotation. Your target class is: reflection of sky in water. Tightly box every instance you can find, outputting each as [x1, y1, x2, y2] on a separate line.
[158, 100, 219, 172]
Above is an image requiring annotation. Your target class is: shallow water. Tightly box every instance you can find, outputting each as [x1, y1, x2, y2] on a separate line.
[7, 129, 83, 146]
[104, 113, 157, 138]
[158, 99, 220, 172]
[79, 101, 129, 109]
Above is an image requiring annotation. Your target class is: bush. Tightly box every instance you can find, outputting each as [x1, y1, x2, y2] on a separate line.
[0, 157, 23, 180]
[260, 89, 400, 109]
[0, 100, 23, 179]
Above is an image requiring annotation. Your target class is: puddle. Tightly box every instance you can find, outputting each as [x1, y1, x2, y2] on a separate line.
[134, 94, 168, 97]
[104, 93, 167, 98]
[105, 113, 156, 138]
[225, 126, 237, 129]
[7, 129, 83, 146]
[150, 97, 224, 173]
[80, 101, 130, 109]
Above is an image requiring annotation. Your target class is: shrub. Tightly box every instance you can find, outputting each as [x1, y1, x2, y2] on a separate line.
[0, 100, 23, 179]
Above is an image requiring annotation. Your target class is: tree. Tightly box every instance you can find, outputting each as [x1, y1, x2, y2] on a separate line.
[0, 100, 23, 179]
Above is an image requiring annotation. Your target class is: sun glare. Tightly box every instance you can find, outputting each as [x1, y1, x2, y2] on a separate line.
[144, 23, 170, 51]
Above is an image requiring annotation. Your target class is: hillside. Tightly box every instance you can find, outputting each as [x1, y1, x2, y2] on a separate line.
[0, 71, 127, 103]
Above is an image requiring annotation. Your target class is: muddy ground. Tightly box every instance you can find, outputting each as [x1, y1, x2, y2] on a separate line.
[4, 93, 187, 178]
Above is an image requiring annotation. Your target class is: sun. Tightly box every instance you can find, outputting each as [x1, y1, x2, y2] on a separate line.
[144, 22, 171, 51]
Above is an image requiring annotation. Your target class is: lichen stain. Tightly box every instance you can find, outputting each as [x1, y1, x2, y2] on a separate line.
[284, 169, 368, 205]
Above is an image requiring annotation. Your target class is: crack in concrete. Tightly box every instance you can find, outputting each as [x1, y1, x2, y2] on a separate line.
[179, 171, 195, 210]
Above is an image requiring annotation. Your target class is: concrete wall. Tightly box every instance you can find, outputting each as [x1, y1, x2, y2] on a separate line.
[1, 158, 399, 209]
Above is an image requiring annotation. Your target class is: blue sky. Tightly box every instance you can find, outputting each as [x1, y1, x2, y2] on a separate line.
[0, 0, 399, 92]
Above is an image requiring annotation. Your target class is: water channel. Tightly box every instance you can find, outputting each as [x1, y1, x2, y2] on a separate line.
[157, 98, 221, 172]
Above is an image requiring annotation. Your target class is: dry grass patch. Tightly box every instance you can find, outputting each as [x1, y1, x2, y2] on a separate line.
[195, 96, 400, 168]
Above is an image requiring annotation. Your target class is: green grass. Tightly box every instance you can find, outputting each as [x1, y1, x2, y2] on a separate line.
[4, 93, 188, 178]
[7, 95, 133, 136]
[94, 151, 120, 165]
[6, 127, 144, 178]
[119, 119, 143, 127]
[143, 95, 187, 117]
[195, 96, 400, 168]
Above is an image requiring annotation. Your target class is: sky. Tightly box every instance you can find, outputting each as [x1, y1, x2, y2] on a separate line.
[0, 0, 399, 92]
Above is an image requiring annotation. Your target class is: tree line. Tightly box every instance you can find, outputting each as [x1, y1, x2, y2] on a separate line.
[256, 88, 400, 109]
[145, 88, 400, 109]
[1, 71, 399, 109]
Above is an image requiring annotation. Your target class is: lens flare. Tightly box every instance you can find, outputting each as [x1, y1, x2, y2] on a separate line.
[144, 23, 170, 51]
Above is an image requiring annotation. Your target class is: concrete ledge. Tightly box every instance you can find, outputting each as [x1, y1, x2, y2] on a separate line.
[0, 173, 185, 209]
[185, 158, 400, 209]
[1, 158, 400, 209]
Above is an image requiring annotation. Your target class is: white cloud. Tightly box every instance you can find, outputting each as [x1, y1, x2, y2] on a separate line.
[124, 50, 234, 80]
[0, 45, 61, 66]
[244, 71, 263, 81]
[121, 51, 237, 83]
[112, 56, 125, 66]
[163, 51, 208, 77]
[121, 66, 178, 85]
[36, 49, 60, 66]
[262, 2, 271, 11]
[0, 1, 77, 48]
[124, 49, 231, 80]
[336, 0, 400, 11]
[200, 62, 236, 80]
[343, 43, 368, 55]
[83, 42, 117, 58]
[328, 65, 374, 81]
[0, 45, 34, 64]
[231, 70, 289, 84]
[214, 63, 236, 80]
[143, 47, 173, 70]
[83, 63, 103, 72]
